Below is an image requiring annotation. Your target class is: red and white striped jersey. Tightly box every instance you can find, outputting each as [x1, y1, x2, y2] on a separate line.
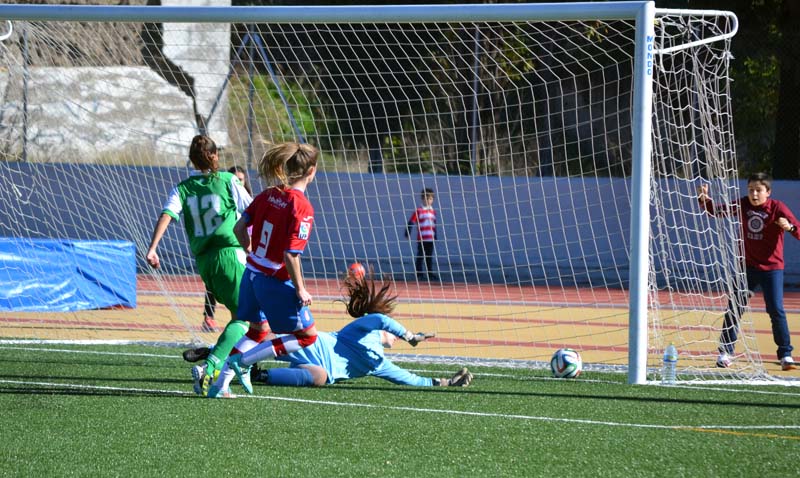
[408, 206, 437, 242]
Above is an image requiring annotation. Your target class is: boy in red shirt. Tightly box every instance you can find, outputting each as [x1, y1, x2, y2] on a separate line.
[699, 173, 800, 370]
[405, 187, 438, 281]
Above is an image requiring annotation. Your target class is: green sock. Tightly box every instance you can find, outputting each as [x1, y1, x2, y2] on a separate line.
[205, 320, 249, 375]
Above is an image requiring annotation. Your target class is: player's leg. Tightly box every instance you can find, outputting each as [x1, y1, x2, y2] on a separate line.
[202, 248, 249, 381]
[211, 323, 269, 395]
[202, 288, 219, 332]
[415, 242, 425, 279]
[239, 325, 317, 366]
[423, 241, 437, 280]
[226, 277, 318, 393]
[259, 365, 326, 387]
[206, 267, 267, 397]
[717, 279, 753, 367]
[760, 269, 794, 368]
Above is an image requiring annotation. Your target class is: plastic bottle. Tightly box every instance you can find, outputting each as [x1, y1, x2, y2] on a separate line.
[661, 343, 678, 385]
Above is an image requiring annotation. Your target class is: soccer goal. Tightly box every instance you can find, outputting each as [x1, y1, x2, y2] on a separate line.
[0, 2, 755, 384]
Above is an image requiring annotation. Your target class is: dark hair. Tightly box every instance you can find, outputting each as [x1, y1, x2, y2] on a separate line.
[747, 172, 772, 191]
[421, 187, 434, 198]
[228, 165, 253, 195]
[342, 274, 397, 318]
[188, 135, 218, 172]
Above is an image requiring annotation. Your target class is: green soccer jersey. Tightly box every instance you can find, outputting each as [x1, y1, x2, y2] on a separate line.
[162, 171, 252, 257]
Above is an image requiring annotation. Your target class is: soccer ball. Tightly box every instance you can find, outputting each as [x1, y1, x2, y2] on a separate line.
[550, 348, 582, 378]
[348, 262, 366, 279]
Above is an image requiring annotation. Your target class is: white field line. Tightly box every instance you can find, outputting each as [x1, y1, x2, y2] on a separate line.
[1, 378, 799, 433]
[3, 345, 800, 398]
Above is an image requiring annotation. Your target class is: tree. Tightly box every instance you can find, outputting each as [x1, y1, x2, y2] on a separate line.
[772, 0, 800, 178]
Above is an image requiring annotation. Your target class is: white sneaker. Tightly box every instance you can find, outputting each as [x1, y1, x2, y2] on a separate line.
[716, 353, 731, 368]
[781, 356, 797, 371]
[191, 365, 206, 395]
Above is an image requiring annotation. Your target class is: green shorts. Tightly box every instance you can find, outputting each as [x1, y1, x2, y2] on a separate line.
[196, 247, 247, 314]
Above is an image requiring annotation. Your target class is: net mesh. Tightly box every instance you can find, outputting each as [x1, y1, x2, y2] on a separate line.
[0, 7, 765, 381]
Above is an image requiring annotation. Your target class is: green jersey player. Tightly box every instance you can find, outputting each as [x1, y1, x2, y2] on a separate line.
[146, 135, 253, 394]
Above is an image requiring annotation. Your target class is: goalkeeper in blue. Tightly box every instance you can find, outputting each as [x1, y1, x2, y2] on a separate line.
[250, 275, 473, 388]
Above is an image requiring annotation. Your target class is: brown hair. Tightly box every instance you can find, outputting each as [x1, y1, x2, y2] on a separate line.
[257, 142, 319, 186]
[188, 135, 219, 172]
[747, 172, 772, 191]
[342, 274, 397, 318]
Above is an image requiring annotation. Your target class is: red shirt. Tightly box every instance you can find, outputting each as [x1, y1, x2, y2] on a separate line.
[408, 206, 437, 242]
[243, 186, 314, 281]
[702, 197, 800, 271]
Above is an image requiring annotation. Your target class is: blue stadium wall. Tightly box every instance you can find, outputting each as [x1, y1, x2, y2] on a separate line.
[2, 162, 799, 288]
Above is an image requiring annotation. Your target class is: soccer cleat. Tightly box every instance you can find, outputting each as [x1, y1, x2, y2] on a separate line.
[191, 365, 206, 395]
[448, 367, 473, 387]
[715, 353, 731, 368]
[201, 316, 220, 333]
[182, 346, 211, 363]
[781, 356, 797, 371]
[229, 354, 253, 394]
[206, 384, 235, 399]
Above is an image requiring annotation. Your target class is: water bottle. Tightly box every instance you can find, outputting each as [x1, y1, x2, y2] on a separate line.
[661, 343, 678, 385]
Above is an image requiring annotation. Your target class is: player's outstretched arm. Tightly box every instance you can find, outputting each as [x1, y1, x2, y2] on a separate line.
[404, 331, 436, 347]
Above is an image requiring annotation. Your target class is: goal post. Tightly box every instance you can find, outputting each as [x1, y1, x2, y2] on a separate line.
[0, 2, 756, 384]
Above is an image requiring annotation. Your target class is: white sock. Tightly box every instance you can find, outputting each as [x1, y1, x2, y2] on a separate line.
[211, 338, 261, 391]
[213, 363, 235, 391]
[241, 341, 277, 365]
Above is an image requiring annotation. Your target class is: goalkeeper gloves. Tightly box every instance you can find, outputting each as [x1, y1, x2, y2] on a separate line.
[403, 331, 436, 347]
[433, 367, 473, 387]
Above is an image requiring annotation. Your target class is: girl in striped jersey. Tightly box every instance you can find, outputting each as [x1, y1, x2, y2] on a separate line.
[405, 187, 438, 281]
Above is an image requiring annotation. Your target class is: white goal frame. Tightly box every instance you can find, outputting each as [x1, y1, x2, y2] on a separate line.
[0, 1, 740, 385]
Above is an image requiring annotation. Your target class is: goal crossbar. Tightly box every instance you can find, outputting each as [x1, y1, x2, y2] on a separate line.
[0, 2, 649, 23]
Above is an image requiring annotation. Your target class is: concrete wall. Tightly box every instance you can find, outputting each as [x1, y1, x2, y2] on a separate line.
[0, 0, 230, 163]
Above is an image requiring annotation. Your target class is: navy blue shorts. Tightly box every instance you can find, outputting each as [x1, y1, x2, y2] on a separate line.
[237, 268, 315, 334]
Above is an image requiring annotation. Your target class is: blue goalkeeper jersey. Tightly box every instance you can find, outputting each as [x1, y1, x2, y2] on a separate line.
[276, 313, 434, 386]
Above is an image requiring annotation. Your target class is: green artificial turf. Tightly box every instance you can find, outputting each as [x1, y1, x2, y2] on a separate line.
[1, 344, 799, 477]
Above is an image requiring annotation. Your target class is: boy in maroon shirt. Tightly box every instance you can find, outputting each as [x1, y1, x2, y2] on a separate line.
[699, 173, 800, 370]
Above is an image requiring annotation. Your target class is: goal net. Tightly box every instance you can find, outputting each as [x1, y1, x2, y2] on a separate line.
[0, 3, 760, 383]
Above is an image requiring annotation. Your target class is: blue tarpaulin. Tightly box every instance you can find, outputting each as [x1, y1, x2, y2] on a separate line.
[0, 238, 136, 311]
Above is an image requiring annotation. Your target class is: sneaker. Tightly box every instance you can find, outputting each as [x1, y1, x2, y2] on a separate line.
[781, 357, 797, 371]
[191, 365, 206, 395]
[716, 353, 731, 368]
[182, 346, 211, 363]
[201, 316, 220, 333]
[207, 384, 235, 399]
[229, 354, 253, 394]
[448, 367, 474, 387]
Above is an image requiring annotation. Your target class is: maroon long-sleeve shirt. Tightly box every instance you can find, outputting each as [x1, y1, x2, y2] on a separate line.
[701, 196, 800, 271]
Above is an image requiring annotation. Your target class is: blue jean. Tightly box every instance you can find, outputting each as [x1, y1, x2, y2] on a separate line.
[719, 268, 793, 360]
